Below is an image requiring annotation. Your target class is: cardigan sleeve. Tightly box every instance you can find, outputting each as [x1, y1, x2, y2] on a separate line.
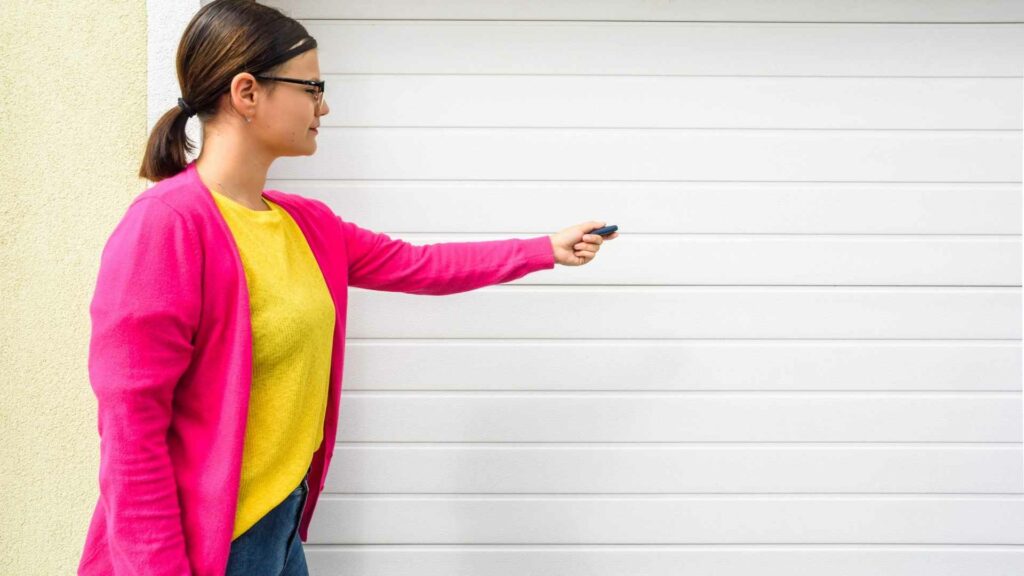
[339, 216, 555, 295]
[87, 197, 199, 576]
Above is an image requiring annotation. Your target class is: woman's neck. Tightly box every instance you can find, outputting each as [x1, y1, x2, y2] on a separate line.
[194, 131, 274, 210]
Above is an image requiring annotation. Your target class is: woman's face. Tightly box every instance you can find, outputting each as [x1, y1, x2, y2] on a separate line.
[259, 48, 329, 158]
[225, 47, 331, 159]
[256, 48, 327, 156]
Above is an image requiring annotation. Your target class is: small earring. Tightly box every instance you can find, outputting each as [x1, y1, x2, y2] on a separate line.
[245, 117, 251, 124]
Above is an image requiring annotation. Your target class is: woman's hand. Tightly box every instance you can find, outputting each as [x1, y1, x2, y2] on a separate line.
[548, 221, 619, 266]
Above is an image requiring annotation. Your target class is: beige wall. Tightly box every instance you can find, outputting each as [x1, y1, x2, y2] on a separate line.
[0, 1, 147, 574]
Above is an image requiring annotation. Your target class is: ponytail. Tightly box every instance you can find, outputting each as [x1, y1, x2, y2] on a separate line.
[138, 104, 197, 182]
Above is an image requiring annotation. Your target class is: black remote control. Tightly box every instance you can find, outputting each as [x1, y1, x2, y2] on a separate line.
[589, 225, 618, 236]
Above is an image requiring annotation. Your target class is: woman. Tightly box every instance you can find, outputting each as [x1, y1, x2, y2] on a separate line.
[77, 1, 617, 575]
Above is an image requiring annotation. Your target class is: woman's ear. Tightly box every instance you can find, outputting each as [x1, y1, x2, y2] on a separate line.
[228, 72, 259, 120]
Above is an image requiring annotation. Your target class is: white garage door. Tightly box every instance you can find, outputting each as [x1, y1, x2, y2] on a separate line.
[260, 2, 1023, 574]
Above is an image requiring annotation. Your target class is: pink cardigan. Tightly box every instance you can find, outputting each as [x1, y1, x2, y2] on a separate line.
[78, 161, 556, 575]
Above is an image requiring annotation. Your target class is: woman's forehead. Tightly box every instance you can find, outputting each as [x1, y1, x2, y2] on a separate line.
[281, 49, 320, 78]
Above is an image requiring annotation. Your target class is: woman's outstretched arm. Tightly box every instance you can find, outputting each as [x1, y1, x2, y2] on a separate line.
[341, 216, 556, 294]
[340, 216, 617, 294]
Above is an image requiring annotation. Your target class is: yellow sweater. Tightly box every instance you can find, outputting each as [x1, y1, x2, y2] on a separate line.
[209, 189, 336, 540]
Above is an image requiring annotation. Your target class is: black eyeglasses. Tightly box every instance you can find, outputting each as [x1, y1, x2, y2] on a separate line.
[254, 75, 326, 114]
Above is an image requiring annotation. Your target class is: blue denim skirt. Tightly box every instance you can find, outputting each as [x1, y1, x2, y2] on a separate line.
[225, 469, 310, 576]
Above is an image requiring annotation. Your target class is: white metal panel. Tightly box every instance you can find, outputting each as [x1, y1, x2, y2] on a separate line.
[333, 392, 1020, 442]
[326, 444, 1024, 493]
[301, 21, 1024, 76]
[272, 0, 1024, 22]
[273, 128, 1021, 182]
[252, 2, 1024, 573]
[312, 76, 1022, 129]
[303, 546, 1024, 576]
[342, 341, 1021, 391]
[346, 287, 1020, 339]
[304, 496, 1024, 543]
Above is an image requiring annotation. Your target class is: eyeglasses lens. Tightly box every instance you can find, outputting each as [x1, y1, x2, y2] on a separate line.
[315, 84, 325, 114]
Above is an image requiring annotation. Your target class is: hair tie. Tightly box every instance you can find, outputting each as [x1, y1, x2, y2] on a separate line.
[177, 97, 197, 118]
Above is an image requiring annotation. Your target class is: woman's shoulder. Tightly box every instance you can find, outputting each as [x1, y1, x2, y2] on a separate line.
[263, 188, 337, 223]
[129, 163, 206, 219]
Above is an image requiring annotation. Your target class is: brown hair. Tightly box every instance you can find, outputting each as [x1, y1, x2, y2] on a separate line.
[139, 0, 317, 182]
